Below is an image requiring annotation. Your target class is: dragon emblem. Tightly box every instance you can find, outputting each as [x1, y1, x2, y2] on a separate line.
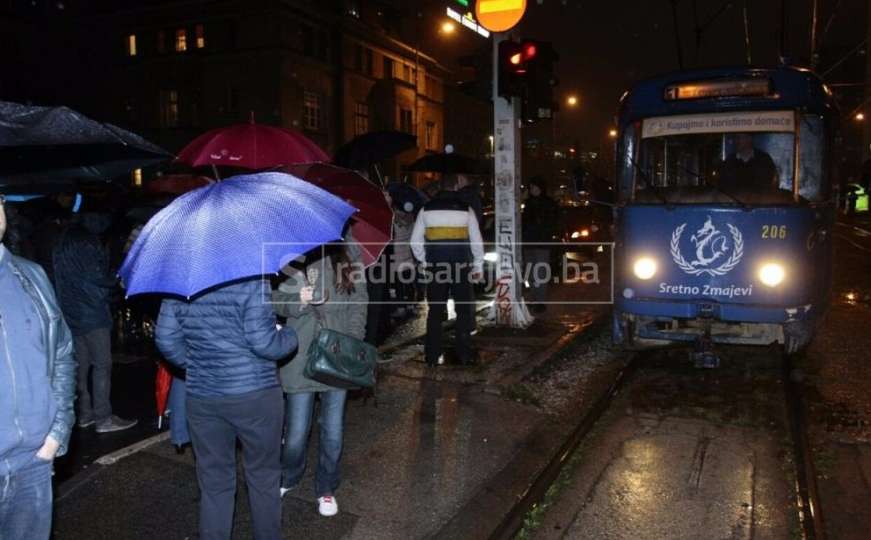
[671, 216, 744, 276]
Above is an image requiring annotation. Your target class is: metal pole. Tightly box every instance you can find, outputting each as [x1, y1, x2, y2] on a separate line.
[780, 0, 788, 62]
[810, 0, 820, 68]
[743, 0, 753, 65]
[669, 0, 685, 69]
[492, 33, 532, 328]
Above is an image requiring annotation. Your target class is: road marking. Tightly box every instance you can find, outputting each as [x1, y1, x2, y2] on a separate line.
[95, 432, 170, 465]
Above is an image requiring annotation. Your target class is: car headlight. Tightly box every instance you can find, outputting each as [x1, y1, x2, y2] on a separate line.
[570, 229, 590, 239]
[758, 263, 785, 287]
[484, 251, 499, 263]
[633, 257, 657, 280]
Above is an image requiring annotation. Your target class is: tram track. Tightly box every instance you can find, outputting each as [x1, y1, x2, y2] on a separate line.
[490, 347, 825, 540]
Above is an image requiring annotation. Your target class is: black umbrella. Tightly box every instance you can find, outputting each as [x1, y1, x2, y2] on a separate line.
[407, 152, 482, 175]
[0, 101, 171, 191]
[333, 130, 417, 171]
[386, 182, 428, 214]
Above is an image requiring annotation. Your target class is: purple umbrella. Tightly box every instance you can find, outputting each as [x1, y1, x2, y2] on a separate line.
[119, 171, 356, 298]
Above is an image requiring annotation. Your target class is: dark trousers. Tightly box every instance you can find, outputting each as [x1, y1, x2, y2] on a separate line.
[74, 327, 113, 423]
[187, 387, 283, 540]
[425, 264, 475, 364]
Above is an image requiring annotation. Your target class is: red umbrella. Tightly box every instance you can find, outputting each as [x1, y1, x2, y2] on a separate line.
[283, 163, 393, 266]
[176, 120, 328, 170]
[155, 361, 173, 429]
[146, 174, 213, 195]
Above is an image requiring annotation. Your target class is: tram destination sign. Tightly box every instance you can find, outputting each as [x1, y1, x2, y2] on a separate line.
[641, 110, 795, 139]
[665, 79, 772, 100]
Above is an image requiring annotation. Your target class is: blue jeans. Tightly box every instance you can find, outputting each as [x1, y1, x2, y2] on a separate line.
[0, 459, 53, 540]
[281, 391, 347, 497]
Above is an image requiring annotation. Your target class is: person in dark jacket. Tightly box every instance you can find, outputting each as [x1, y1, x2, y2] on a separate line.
[522, 177, 560, 312]
[411, 175, 484, 366]
[0, 194, 77, 540]
[155, 279, 297, 540]
[272, 240, 367, 517]
[53, 217, 136, 433]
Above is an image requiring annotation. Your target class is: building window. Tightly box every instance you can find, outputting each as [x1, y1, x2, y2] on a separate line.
[399, 108, 412, 134]
[364, 48, 373, 75]
[126, 34, 137, 56]
[354, 102, 369, 136]
[195, 24, 205, 49]
[175, 29, 187, 52]
[131, 168, 143, 187]
[157, 30, 166, 53]
[160, 90, 179, 128]
[383, 56, 394, 79]
[425, 121, 436, 150]
[304, 92, 321, 131]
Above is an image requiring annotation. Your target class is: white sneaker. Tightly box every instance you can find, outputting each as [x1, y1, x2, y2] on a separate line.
[317, 495, 338, 517]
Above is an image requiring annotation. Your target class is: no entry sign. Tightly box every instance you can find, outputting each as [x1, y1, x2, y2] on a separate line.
[476, 0, 527, 32]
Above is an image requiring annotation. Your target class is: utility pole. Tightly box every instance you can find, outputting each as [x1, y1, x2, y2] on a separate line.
[810, 0, 820, 68]
[492, 33, 532, 328]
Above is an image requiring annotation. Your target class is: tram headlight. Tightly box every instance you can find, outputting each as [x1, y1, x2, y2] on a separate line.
[632, 257, 657, 280]
[758, 263, 785, 287]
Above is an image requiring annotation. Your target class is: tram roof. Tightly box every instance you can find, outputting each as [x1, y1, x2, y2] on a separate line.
[618, 66, 837, 125]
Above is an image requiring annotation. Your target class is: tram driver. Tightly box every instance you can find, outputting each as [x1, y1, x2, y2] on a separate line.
[717, 133, 779, 192]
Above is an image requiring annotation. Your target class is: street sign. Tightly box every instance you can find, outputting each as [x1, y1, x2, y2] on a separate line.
[476, 0, 527, 33]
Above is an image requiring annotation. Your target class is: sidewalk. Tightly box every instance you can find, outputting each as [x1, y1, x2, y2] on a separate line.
[53, 291, 603, 539]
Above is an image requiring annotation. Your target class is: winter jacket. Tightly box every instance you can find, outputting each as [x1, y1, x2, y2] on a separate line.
[272, 249, 368, 394]
[410, 191, 485, 273]
[522, 195, 561, 244]
[53, 224, 116, 335]
[155, 279, 297, 399]
[0, 245, 76, 475]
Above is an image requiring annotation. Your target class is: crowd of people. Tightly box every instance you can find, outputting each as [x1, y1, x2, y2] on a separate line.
[0, 172, 499, 540]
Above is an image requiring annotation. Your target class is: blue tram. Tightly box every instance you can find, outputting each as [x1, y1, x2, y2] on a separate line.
[611, 67, 838, 355]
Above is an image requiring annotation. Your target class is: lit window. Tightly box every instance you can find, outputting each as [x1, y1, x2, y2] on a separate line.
[160, 90, 179, 128]
[354, 102, 369, 136]
[304, 92, 321, 131]
[131, 168, 143, 187]
[126, 34, 137, 56]
[175, 29, 187, 52]
[195, 24, 205, 49]
[425, 121, 436, 150]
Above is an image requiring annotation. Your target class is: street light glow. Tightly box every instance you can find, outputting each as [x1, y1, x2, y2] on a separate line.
[857, 112, 866, 122]
[608, 128, 618, 138]
[566, 95, 578, 107]
[441, 21, 457, 34]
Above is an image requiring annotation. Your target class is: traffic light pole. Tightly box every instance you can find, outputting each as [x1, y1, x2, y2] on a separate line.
[491, 32, 533, 328]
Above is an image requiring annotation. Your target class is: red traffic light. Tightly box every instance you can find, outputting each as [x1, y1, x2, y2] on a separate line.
[523, 43, 537, 60]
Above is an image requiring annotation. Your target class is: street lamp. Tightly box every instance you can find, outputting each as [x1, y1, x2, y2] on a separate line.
[608, 128, 618, 138]
[441, 21, 456, 34]
[566, 95, 579, 107]
[857, 112, 866, 122]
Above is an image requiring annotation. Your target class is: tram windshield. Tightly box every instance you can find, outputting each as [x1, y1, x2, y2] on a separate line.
[625, 112, 826, 205]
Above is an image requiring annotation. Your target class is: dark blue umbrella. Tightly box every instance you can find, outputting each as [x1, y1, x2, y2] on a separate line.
[386, 182, 427, 214]
[119, 171, 356, 298]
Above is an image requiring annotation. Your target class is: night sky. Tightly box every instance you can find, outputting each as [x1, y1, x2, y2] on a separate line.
[420, 0, 867, 149]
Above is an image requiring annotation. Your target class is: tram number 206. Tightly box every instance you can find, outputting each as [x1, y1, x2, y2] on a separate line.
[761, 225, 787, 239]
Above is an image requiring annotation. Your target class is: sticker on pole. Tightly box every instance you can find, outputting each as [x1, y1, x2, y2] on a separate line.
[476, 0, 527, 32]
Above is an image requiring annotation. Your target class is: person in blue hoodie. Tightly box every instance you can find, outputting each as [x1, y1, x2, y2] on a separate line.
[156, 278, 297, 540]
[0, 193, 77, 540]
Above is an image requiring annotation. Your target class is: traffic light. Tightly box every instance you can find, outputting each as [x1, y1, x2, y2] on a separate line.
[498, 39, 536, 98]
[521, 40, 560, 123]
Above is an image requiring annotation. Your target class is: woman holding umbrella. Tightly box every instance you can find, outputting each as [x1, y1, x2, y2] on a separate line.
[272, 237, 368, 517]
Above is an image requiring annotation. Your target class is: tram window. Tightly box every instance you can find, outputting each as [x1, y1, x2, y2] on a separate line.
[799, 115, 825, 202]
[635, 132, 796, 204]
